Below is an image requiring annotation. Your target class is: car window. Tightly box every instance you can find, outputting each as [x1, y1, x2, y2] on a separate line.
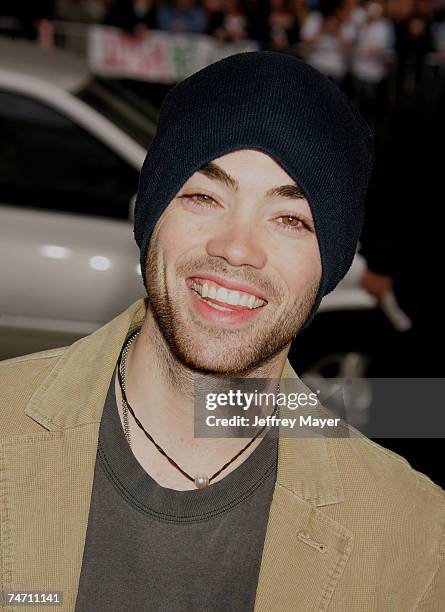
[0, 90, 139, 220]
[76, 77, 158, 149]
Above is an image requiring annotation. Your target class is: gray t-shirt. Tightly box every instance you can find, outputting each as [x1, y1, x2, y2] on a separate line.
[74, 359, 278, 612]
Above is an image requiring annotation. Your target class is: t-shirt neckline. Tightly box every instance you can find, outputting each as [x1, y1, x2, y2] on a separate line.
[98, 340, 278, 523]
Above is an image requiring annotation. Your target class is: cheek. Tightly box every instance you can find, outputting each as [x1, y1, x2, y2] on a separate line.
[159, 203, 217, 264]
[155, 211, 201, 283]
[156, 211, 190, 257]
[280, 242, 322, 294]
[156, 204, 202, 248]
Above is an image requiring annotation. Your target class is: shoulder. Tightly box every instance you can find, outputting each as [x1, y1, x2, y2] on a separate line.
[337, 432, 445, 509]
[332, 433, 445, 559]
[0, 347, 66, 435]
[339, 434, 445, 605]
[0, 346, 66, 381]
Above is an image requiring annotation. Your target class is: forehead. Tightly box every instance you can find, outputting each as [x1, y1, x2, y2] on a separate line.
[195, 149, 296, 184]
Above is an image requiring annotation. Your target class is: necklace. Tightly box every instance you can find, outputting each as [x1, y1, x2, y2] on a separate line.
[117, 328, 280, 489]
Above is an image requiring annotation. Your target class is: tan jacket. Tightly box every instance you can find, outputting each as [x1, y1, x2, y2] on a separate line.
[0, 298, 444, 611]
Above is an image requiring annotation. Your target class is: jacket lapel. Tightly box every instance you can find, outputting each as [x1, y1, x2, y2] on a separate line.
[253, 403, 353, 611]
[254, 481, 353, 611]
[5, 298, 352, 611]
[2, 300, 149, 609]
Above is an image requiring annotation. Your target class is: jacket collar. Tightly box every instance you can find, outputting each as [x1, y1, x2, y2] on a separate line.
[24, 298, 344, 508]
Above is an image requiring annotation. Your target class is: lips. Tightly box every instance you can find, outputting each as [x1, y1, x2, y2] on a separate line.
[186, 281, 265, 324]
[186, 274, 268, 302]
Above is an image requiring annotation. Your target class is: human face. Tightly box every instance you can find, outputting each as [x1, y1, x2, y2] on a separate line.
[144, 149, 322, 375]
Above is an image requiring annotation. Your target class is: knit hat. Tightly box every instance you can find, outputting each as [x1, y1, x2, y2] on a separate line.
[134, 51, 374, 329]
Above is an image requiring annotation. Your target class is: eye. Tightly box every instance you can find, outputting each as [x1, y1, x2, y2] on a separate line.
[179, 195, 311, 234]
[274, 215, 309, 234]
[179, 193, 219, 208]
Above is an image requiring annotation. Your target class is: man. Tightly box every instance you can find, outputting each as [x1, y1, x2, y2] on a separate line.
[0, 52, 443, 611]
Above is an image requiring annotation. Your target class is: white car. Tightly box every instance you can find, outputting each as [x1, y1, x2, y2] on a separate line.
[0, 38, 377, 374]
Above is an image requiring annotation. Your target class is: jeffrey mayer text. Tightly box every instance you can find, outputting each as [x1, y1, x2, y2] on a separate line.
[206, 415, 341, 429]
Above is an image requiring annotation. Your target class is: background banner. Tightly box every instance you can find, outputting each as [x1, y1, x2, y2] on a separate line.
[87, 25, 260, 83]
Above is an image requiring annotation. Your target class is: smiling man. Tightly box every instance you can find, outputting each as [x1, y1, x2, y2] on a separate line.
[1, 51, 444, 611]
[113, 149, 322, 496]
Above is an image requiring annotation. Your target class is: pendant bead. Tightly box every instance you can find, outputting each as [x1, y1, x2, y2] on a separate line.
[194, 474, 209, 489]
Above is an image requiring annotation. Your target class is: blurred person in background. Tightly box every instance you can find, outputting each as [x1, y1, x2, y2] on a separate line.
[411, 0, 437, 78]
[300, 0, 355, 87]
[205, 0, 250, 41]
[334, 0, 367, 93]
[389, 0, 436, 101]
[291, 0, 311, 27]
[350, 1, 395, 123]
[203, 0, 223, 35]
[358, 31, 443, 481]
[358, 75, 441, 378]
[432, 0, 445, 53]
[265, 0, 301, 51]
[341, 0, 368, 30]
[244, 0, 274, 46]
[56, 0, 109, 22]
[104, 0, 158, 36]
[436, 0, 445, 20]
[156, 0, 207, 33]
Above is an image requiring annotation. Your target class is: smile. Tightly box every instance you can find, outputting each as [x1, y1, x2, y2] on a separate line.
[185, 277, 268, 324]
[188, 278, 267, 310]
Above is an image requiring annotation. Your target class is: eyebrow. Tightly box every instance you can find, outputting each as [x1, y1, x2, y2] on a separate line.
[197, 161, 307, 200]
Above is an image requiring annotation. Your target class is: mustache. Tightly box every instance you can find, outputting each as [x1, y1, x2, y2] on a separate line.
[176, 257, 280, 300]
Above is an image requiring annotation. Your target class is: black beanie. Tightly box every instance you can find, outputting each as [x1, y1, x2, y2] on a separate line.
[134, 51, 374, 329]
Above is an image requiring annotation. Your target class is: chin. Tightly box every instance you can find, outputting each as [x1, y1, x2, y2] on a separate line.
[185, 352, 237, 374]
[177, 345, 251, 376]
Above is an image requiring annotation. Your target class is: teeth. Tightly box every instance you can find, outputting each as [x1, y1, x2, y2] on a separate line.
[216, 286, 228, 303]
[227, 291, 240, 305]
[207, 302, 234, 312]
[190, 279, 266, 309]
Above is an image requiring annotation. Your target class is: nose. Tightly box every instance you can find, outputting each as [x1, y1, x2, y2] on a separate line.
[205, 215, 267, 269]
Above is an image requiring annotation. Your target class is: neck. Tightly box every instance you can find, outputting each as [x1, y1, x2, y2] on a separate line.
[117, 307, 288, 489]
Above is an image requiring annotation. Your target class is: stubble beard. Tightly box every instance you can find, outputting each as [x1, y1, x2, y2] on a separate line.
[143, 237, 319, 377]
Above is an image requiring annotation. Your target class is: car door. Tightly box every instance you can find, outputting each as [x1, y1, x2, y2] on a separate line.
[0, 88, 145, 359]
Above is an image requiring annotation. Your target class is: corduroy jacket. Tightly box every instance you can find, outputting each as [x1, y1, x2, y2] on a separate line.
[0, 298, 444, 611]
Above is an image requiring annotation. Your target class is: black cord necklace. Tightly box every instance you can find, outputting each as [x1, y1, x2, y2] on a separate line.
[117, 328, 280, 489]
